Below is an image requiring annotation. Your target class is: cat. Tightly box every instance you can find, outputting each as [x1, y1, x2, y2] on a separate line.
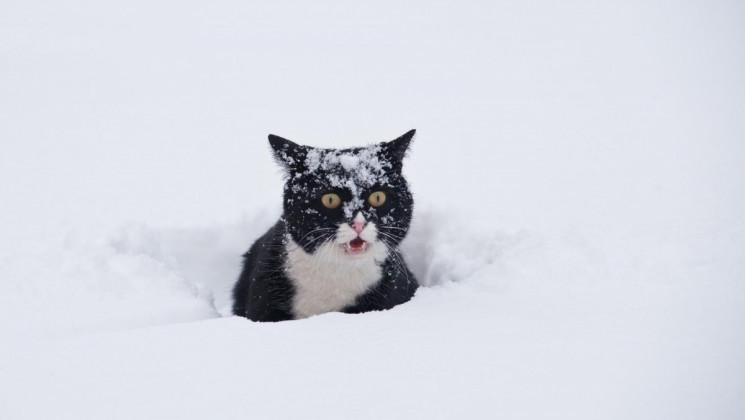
[232, 130, 419, 322]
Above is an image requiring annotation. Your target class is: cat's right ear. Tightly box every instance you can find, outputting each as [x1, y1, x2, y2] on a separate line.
[268, 134, 308, 173]
[380, 129, 415, 170]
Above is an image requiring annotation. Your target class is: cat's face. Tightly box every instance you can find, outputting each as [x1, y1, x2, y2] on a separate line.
[269, 130, 415, 261]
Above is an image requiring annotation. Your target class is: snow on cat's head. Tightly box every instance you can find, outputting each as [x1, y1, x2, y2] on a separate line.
[268, 130, 415, 258]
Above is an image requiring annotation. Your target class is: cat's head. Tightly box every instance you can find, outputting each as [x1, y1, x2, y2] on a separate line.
[268, 130, 415, 261]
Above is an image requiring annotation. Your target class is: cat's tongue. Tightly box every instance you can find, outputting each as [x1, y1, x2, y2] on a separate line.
[349, 237, 366, 249]
[344, 237, 368, 255]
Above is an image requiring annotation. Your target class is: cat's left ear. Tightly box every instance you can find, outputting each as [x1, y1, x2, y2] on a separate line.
[381, 129, 415, 169]
[268, 134, 309, 173]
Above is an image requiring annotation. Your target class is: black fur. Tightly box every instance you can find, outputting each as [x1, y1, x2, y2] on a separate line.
[232, 130, 418, 322]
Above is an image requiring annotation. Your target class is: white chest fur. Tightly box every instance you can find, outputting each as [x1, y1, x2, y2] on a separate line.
[285, 237, 385, 319]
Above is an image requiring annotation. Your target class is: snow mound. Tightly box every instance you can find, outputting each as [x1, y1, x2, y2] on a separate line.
[0, 227, 217, 339]
[0, 206, 540, 338]
[1, 209, 743, 420]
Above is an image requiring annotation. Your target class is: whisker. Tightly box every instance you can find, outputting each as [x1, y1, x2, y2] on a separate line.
[379, 226, 409, 231]
[297, 227, 336, 245]
[376, 238, 412, 287]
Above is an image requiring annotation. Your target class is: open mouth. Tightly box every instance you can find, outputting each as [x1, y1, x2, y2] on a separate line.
[343, 237, 368, 255]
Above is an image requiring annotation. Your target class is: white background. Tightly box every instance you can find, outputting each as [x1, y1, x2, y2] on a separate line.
[1, 1, 744, 419]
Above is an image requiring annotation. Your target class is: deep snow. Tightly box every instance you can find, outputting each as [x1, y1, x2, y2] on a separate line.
[1, 1, 744, 419]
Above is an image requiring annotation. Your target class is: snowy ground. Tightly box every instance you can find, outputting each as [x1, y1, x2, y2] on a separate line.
[1, 1, 744, 419]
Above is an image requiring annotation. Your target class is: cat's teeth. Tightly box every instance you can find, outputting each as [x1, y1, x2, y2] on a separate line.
[343, 238, 369, 255]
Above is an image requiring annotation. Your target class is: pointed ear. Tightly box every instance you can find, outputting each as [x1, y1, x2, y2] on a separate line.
[381, 129, 415, 167]
[268, 134, 308, 173]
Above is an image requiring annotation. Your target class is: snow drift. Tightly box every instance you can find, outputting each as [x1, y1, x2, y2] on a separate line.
[1, 0, 744, 419]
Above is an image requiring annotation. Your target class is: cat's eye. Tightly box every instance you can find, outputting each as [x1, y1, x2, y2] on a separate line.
[368, 191, 387, 207]
[321, 193, 341, 209]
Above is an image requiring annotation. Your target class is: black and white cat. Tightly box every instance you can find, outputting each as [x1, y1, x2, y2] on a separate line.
[232, 130, 418, 322]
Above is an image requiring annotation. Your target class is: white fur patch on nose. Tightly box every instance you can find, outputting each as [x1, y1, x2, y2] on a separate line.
[337, 212, 377, 244]
[336, 222, 356, 243]
[358, 222, 377, 243]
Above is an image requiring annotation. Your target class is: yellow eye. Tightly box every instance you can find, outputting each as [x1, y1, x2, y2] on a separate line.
[321, 193, 341, 209]
[368, 191, 387, 207]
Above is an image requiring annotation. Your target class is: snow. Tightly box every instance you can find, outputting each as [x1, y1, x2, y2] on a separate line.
[338, 154, 361, 171]
[1, 0, 745, 419]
